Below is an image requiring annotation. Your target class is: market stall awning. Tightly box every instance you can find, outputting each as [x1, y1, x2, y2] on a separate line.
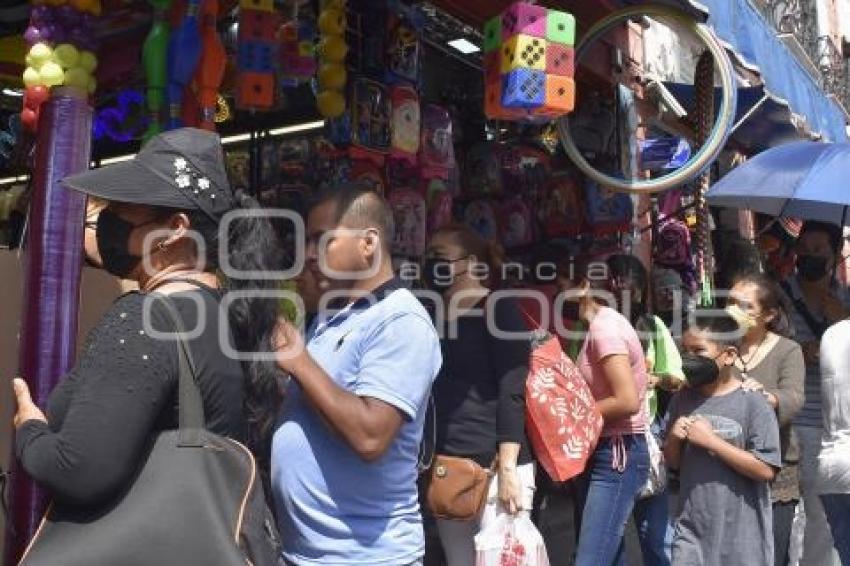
[667, 0, 848, 143]
[663, 82, 800, 153]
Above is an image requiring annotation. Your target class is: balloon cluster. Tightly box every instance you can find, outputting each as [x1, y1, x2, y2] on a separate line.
[21, 0, 100, 132]
[315, 0, 348, 119]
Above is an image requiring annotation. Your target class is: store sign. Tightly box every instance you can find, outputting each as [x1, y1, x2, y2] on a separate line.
[639, 137, 691, 171]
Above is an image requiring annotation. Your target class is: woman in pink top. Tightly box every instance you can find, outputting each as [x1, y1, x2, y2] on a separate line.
[557, 256, 649, 566]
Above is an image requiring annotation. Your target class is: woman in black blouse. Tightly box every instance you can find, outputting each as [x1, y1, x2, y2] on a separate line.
[423, 224, 533, 566]
[12, 128, 284, 508]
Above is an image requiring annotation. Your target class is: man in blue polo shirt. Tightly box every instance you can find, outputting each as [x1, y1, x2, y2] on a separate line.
[271, 186, 442, 566]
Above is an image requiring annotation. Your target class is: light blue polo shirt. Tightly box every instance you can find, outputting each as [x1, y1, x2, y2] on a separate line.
[271, 279, 442, 566]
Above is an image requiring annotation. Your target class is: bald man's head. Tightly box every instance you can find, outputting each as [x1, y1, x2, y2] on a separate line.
[310, 184, 395, 255]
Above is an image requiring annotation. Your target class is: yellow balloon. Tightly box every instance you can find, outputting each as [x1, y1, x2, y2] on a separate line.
[39, 62, 65, 87]
[316, 90, 346, 118]
[64, 67, 89, 90]
[320, 0, 345, 9]
[23, 67, 43, 88]
[318, 63, 346, 91]
[318, 35, 348, 62]
[29, 43, 53, 69]
[79, 50, 98, 73]
[87, 75, 97, 94]
[25, 53, 33, 67]
[53, 44, 80, 69]
[318, 9, 346, 36]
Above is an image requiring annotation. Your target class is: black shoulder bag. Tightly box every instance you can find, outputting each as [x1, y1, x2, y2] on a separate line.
[19, 295, 281, 566]
[780, 280, 831, 339]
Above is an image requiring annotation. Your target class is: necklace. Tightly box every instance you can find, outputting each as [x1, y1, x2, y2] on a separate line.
[738, 332, 769, 379]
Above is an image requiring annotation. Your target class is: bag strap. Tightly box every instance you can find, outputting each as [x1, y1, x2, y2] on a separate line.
[152, 294, 207, 446]
[417, 395, 436, 474]
[780, 280, 830, 339]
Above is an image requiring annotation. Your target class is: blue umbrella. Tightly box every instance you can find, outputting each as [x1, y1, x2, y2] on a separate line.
[707, 141, 850, 226]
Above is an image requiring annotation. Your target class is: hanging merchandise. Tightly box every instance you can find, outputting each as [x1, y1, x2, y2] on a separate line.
[419, 104, 455, 180]
[464, 142, 504, 196]
[422, 178, 453, 236]
[21, 1, 100, 133]
[347, 0, 386, 78]
[389, 84, 420, 164]
[483, 2, 576, 122]
[235, 0, 281, 110]
[350, 78, 391, 163]
[584, 179, 633, 235]
[541, 173, 584, 238]
[166, 0, 202, 128]
[464, 199, 499, 242]
[194, 0, 226, 131]
[279, 1, 318, 88]
[142, 0, 171, 141]
[388, 187, 427, 257]
[350, 159, 386, 196]
[693, 50, 715, 306]
[315, 0, 348, 118]
[93, 89, 148, 142]
[385, 0, 422, 84]
[499, 197, 534, 249]
[653, 189, 698, 294]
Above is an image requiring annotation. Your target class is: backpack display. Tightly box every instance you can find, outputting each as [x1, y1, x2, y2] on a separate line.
[350, 159, 386, 196]
[584, 179, 633, 235]
[389, 84, 420, 164]
[420, 104, 455, 180]
[385, 0, 422, 84]
[463, 199, 499, 241]
[498, 197, 534, 249]
[351, 78, 392, 161]
[423, 178, 453, 236]
[541, 174, 583, 238]
[388, 187, 427, 257]
[463, 142, 503, 196]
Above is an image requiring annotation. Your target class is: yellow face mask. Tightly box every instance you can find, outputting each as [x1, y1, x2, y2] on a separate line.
[725, 304, 757, 330]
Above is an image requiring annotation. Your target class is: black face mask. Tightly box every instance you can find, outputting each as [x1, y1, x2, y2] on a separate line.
[422, 257, 468, 293]
[95, 210, 144, 278]
[796, 254, 830, 282]
[681, 352, 721, 388]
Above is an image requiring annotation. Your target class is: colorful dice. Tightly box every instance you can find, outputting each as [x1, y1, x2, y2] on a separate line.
[482, 1, 576, 122]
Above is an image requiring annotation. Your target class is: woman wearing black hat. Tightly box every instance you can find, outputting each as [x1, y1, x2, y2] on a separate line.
[12, 128, 285, 507]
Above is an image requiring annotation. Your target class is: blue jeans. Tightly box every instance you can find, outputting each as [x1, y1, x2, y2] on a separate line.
[821, 493, 850, 565]
[574, 434, 650, 566]
[632, 491, 673, 566]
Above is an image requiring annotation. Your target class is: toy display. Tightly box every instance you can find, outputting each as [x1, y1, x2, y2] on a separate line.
[483, 2, 575, 122]
[315, 0, 348, 118]
[235, 0, 280, 110]
[195, 0, 226, 131]
[166, 0, 202, 129]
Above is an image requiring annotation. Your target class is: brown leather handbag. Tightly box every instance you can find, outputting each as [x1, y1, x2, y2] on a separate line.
[426, 455, 495, 521]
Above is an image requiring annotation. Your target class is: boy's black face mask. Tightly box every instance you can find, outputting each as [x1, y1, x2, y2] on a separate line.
[681, 352, 721, 388]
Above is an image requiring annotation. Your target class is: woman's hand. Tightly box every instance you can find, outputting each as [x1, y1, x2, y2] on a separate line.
[497, 466, 523, 515]
[12, 378, 46, 429]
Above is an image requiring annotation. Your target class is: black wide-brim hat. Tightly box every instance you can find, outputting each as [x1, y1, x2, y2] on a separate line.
[62, 128, 237, 222]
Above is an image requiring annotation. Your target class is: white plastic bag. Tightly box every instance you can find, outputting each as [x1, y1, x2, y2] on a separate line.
[639, 427, 667, 499]
[474, 512, 550, 566]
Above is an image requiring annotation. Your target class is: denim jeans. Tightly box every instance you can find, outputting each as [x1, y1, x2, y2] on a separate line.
[574, 434, 650, 566]
[633, 490, 673, 566]
[821, 493, 850, 565]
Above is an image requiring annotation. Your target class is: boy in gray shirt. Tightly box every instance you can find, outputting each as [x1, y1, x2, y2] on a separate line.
[665, 309, 781, 566]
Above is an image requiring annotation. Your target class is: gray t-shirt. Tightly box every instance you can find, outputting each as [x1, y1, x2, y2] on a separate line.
[668, 387, 781, 566]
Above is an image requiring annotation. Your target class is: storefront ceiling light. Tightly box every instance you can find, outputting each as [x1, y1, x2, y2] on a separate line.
[0, 175, 29, 186]
[86, 120, 326, 170]
[2, 88, 23, 97]
[447, 38, 480, 54]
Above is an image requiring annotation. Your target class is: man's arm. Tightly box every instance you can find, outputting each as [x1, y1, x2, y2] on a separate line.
[288, 352, 404, 461]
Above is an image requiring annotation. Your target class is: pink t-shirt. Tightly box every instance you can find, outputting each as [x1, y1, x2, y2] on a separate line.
[577, 307, 648, 436]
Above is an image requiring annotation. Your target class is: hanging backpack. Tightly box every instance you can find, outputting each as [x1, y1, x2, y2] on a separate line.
[542, 174, 584, 238]
[350, 78, 392, 163]
[419, 104, 455, 180]
[463, 199, 499, 242]
[385, 0, 422, 84]
[584, 180, 633, 235]
[463, 142, 503, 196]
[388, 187, 427, 257]
[389, 84, 420, 164]
[498, 197, 534, 249]
[349, 159, 386, 197]
[423, 178, 453, 236]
